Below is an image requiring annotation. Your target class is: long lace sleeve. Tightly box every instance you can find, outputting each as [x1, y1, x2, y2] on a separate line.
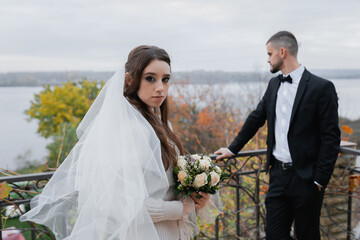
[144, 198, 183, 223]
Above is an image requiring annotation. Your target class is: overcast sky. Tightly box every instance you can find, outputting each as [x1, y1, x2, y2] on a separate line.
[1, 0, 359, 73]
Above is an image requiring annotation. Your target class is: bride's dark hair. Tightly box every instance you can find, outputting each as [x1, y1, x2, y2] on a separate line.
[124, 45, 184, 170]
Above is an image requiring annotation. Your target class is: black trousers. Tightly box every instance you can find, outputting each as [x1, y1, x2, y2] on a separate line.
[265, 160, 325, 240]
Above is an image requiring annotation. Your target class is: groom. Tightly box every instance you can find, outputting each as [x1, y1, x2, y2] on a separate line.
[215, 31, 340, 240]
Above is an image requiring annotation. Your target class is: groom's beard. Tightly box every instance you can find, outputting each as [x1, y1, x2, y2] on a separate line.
[270, 59, 283, 74]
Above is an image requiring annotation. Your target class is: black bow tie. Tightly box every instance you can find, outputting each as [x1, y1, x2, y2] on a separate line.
[278, 74, 292, 84]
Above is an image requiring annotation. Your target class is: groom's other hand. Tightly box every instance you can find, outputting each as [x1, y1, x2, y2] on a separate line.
[214, 147, 234, 160]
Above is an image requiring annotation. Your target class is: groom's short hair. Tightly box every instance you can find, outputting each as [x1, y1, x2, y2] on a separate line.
[267, 31, 298, 57]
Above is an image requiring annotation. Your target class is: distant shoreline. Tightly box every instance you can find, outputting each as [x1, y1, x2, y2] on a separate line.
[1, 69, 360, 87]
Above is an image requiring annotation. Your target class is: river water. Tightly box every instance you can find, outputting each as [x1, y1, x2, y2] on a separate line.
[0, 79, 359, 170]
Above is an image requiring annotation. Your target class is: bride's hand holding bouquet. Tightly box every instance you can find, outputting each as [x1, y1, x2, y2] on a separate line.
[174, 153, 225, 208]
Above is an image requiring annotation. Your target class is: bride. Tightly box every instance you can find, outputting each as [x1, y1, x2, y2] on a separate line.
[20, 45, 222, 239]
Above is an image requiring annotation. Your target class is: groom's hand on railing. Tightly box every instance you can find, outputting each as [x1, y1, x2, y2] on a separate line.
[214, 147, 234, 160]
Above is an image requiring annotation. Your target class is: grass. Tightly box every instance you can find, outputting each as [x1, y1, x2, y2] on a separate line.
[2, 217, 54, 240]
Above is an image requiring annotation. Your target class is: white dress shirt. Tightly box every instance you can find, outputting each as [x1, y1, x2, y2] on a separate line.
[272, 65, 305, 163]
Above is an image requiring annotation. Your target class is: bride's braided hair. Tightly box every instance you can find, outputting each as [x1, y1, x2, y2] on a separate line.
[123, 45, 184, 170]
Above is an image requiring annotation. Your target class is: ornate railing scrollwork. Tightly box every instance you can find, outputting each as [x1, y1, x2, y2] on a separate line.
[2, 146, 360, 240]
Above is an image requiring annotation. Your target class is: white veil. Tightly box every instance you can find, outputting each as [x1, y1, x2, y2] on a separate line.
[20, 69, 169, 239]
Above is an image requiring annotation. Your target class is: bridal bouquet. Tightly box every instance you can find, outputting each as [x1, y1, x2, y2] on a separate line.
[174, 154, 225, 197]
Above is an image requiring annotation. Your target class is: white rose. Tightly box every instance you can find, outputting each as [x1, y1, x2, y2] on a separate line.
[193, 173, 208, 188]
[209, 171, 220, 186]
[191, 154, 201, 161]
[177, 157, 187, 170]
[199, 159, 211, 171]
[214, 166, 222, 174]
[177, 171, 187, 185]
[203, 156, 212, 162]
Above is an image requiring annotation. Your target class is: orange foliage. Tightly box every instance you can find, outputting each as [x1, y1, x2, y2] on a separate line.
[168, 82, 268, 155]
[350, 175, 360, 191]
[342, 125, 354, 135]
[196, 107, 214, 127]
[260, 185, 269, 195]
[341, 124, 355, 142]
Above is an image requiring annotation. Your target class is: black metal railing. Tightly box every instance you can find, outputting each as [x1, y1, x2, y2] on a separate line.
[1, 146, 360, 240]
[0, 172, 54, 240]
[195, 146, 360, 239]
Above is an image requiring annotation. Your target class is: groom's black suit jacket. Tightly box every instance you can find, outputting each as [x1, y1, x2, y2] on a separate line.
[228, 69, 340, 187]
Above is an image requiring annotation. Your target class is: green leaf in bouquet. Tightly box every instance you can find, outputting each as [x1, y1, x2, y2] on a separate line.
[174, 187, 181, 196]
[195, 194, 203, 199]
[201, 151, 207, 157]
[208, 188, 216, 194]
[174, 166, 179, 175]
[207, 174, 212, 183]
[185, 188, 195, 197]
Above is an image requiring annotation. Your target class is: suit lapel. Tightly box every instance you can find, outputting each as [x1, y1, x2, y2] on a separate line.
[269, 78, 281, 129]
[289, 69, 310, 125]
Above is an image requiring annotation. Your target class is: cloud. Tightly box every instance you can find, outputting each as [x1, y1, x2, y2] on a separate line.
[0, 0, 359, 72]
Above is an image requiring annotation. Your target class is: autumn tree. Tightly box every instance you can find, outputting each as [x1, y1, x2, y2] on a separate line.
[168, 81, 268, 154]
[26, 79, 104, 167]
